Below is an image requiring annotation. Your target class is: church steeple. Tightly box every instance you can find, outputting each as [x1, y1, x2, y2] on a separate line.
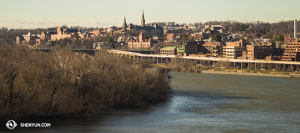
[141, 11, 145, 27]
[122, 16, 127, 31]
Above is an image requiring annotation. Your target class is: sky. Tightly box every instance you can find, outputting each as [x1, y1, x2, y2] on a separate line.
[0, 0, 300, 29]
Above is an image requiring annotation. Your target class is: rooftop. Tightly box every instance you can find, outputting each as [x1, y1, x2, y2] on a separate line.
[161, 46, 177, 49]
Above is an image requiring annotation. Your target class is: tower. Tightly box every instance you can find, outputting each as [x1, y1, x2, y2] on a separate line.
[139, 32, 144, 42]
[122, 16, 127, 31]
[295, 19, 297, 38]
[141, 11, 145, 27]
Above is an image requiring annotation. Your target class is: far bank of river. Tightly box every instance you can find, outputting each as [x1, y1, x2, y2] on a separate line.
[151, 64, 300, 78]
[201, 70, 300, 78]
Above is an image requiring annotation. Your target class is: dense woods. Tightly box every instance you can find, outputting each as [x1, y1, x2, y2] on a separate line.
[0, 45, 172, 124]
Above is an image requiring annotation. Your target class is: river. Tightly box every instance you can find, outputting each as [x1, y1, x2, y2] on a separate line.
[2, 72, 300, 132]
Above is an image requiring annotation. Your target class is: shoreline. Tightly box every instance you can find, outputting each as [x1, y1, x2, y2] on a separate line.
[151, 65, 300, 78]
[201, 70, 300, 78]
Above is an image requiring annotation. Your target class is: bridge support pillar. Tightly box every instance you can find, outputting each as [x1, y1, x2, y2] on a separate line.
[248, 63, 250, 70]
[225, 62, 226, 68]
[291, 64, 293, 72]
[157, 57, 158, 64]
[297, 65, 299, 71]
[161, 57, 163, 64]
[255, 63, 256, 70]
[234, 62, 236, 69]
[241, 62, 242, 69]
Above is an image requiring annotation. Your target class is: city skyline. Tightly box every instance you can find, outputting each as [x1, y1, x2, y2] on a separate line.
[1, 0, 300, 29]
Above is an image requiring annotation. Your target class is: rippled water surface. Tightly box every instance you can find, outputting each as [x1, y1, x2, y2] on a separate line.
[3, 72, 300, 132]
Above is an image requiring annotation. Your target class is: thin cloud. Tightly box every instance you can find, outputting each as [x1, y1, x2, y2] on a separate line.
[4, 19, 79, 29]
[89, 21, 119, 27]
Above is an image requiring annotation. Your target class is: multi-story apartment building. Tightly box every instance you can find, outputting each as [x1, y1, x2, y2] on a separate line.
[246, 43, 275, 60]
[202, 42, 224, 57]
[223, 40, 246, 59]
[184, 41, 205, 56]
[281, 38, 300, 61]
[225, 46, 245, 59]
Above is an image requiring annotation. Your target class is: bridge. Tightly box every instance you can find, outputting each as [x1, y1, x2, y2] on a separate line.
[108, 50, 300, 72]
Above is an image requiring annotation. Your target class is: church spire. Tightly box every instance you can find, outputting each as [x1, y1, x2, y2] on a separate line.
[141, 11, 145, 27]
[123, 16, 127, 25]
[122, 16, 127, 31]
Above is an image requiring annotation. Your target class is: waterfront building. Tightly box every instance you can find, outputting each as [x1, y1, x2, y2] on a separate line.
[281, 38, 300, 61]
[160, 46, 177, 55]
[246, 43, 274, 60]
[202, 41, 224, 57]
[223, 40, 245, 59]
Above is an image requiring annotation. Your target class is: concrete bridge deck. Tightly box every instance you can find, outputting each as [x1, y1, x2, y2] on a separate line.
[109, 50, 300, 65]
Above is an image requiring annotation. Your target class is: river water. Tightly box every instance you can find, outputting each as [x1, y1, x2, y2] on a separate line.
[3, 72, 300, 132]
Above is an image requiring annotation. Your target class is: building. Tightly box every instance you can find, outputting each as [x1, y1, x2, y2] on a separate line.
[177, 45, 186, 56]
[128, 32, 153, 49]
[281, 38, 300, 61]
[160, 46, 177, 55]
[223, 40, 246, 59]
[50, 28, 79, 41]
[93, 42, 111, 50]
[166, 33, 181, 42]
[16, 32, 39, 44]
[224, 46, 245, 59]
[203, 24, 227, 34]
[202, 41, 224, 57]
[89, 30, 107, 37]
[184, 41, 205, 56]
[246, 43, 275, 60]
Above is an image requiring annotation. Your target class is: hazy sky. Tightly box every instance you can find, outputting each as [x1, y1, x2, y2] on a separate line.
[1, 0, 299, 29]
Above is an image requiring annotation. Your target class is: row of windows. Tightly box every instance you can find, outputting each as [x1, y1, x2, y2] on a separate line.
[161, 52, 174, 55]
[161, 50, 173, 52]
[129, 44, 150, 46]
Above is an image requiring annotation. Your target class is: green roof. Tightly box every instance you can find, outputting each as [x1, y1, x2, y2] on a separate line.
[161, 46, 177, 49]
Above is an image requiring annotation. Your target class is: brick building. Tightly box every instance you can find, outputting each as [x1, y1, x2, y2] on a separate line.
[246, 43, 275, 60]
[202, 41, 224, 57]
[89, 30, 107, 37]
[281, 38, 300, 61]
[50, 28, 79, 41]
[16, 32, 39, 44]
[128, 32, 153, 49]
[166, 33, 181, 42]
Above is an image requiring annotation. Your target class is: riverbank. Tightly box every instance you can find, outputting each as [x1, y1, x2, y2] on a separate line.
[151, 64, 300, 78]
[201, 70, 300, 78]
